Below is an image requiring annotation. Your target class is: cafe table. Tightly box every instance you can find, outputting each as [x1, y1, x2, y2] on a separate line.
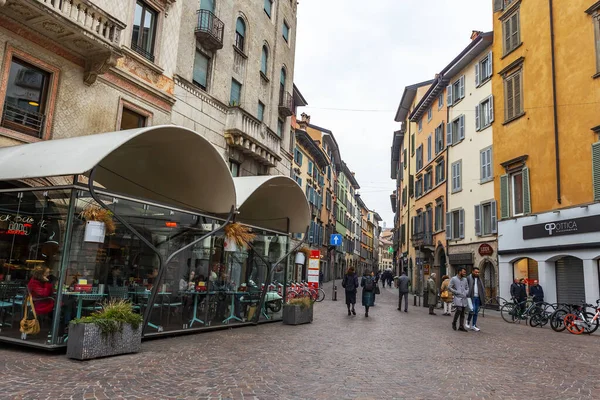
[128, 290, 172, 331]
[222, 291, 243, 324]
[62, 292, 107, 319]
[181, 290, 207, 327]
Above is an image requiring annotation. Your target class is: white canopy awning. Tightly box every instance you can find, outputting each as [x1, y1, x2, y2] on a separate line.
[0, 125, 236, 214]
[234, 176, 310, 233]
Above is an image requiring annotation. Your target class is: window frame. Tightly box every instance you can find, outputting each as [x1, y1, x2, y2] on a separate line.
[511, 170, 524, 217]
[235, 17, 247, 53]
[502, 8, 521, 56]
[504, 69, 524, 122]
[192, 49, 211, 91]
[476, 95, 494, 131]
[283, 20, 290, 42]
[257, 101, 265, 122]
[435, 159, 445, 185]
[480, 146, 493, 183]
[230, 78, 242, 106]
[117, 98, 152, 131]
[131, 0, 159, 62]
[264, 0, 273, 17]
[451, 160, 462, 193]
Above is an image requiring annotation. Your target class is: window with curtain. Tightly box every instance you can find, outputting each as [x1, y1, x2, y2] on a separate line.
[230, 79, 242, 106]
[193, 50, 210, 90]
[235, 18, 246, 52]
[261, 46, 268, 75]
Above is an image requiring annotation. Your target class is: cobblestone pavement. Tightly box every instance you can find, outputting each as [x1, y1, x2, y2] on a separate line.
[2, 281, 600, 400]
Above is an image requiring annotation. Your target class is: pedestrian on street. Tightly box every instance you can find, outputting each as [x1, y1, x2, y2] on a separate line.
[449, 266, 469, 332]
[361, 270, 375, 317]
[427, 273, 437, 315]
[440, 275, 453, 316]
[381, 270, 388, 288]
[517, 278, 528, 314]
[342, 266, 359, 316]
[371, 270, 377, 306]
[397, 269, 410, 313]
[530, 280, 544, 304]
[386, 270, 393, 288]
[510, 278, 520, 303]
[466, 267, 486, 332]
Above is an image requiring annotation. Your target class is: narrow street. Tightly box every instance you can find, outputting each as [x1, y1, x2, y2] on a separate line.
[1, 281, 600, 400]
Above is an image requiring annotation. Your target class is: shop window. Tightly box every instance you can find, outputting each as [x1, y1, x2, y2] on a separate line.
[193, 50, 210, 91]
[513, 257, 538, 287]
[131, 1, 158, 62]
[1, 55, 59, 141]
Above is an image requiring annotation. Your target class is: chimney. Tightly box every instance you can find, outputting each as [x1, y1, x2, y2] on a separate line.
[470, 30, 483, 40]
[300, 113, 311, 124]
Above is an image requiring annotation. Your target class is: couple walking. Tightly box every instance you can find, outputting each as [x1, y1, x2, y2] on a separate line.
[449, 266, 486, 332]
[342, 267, 376, 317]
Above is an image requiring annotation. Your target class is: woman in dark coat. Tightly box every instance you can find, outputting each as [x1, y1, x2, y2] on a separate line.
[361, 270, 375, 317]
[342, 266, 359, 316]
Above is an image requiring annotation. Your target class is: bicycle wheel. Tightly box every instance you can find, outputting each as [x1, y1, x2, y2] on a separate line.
[529, 313, 541, 328]
[550, 309, 569, 332]
[316, 288, 325, 302]
[583, 312, 599, 334]
[501, 303, 517, 323]
[564, 313, 585, 335]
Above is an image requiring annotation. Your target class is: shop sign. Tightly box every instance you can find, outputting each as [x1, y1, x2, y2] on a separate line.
[523, 214, 600, 240]
[307, 250, 320, 289]
[448, 253, 473, 264]
[423, 264, 430, 275]
[478, 244, 494, 257]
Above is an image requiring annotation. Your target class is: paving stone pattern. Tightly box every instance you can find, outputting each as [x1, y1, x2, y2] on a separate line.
[1, 281, 600, 400]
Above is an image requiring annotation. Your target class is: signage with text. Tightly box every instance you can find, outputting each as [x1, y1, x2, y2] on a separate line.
[478, 243, 494, 256]
[307, 250, 321, 289]
[523, 214, 600, 240]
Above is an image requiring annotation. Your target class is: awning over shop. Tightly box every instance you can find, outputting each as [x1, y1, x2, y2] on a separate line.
[0, 125, 236, 214]
[234, 176, 310, 234]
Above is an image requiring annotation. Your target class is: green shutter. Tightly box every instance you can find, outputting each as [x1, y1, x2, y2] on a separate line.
[593, 142, 600, 201]
[500, 174, 510, 219]
[522, 167, 531, 214]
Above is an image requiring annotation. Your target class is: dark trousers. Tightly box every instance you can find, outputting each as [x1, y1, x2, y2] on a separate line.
[453, 306, 466, 328]
[398, 292, 408, 311]
[429, 304, 435, 314]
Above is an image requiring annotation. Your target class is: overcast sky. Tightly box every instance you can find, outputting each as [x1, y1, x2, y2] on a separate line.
[294, 0, 493, 228]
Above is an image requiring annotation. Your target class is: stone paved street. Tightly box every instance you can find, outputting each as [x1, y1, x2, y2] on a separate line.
[2, 282, 600, 400]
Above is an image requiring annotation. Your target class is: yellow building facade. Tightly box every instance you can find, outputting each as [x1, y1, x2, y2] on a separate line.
[493, 0, 600, 304]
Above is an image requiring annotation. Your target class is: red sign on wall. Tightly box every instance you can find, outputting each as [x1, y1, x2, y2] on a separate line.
[478, 243, 494, 257]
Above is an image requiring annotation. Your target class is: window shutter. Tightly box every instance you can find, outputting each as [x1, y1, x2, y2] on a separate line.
[446, 212, 452, 240]
[458, 161, 462, 190]
[489, 95, 494, 123]
[522, 166, 531, 214]
[480, 150, 486, 182]
[500, 174, 510, 218]
[504, 18, 511, 54]
[446, 85, 453, 106]
[475, 104, 481, 131]
[491, 200, 498, 234]
[475, 63, 480, 86]
[459, 76, 465, 99]
[487, 51, 493, 77]
[459, 115, 465, 140]
[474, 204, 482, 236]
[506, 77, 514, 120]
[512, 12, 520, 49]
[592, 142, 600, 201]
[447, 122, 453, 146]
[514, 72, 522, 115]
[459, 209, 465, 239]
[487, 148, 493, 179]
[493, 0, 504, 12]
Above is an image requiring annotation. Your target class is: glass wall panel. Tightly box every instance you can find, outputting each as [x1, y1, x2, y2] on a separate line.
[0, 189, 71, 345]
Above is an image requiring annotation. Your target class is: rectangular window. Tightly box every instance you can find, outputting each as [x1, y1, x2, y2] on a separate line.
[476, 95, 494, 130]
[447, 75, 465, 106]
[453, 210, 461, 238]
[447, 115, 465, 146]
[504, 69, 523, 121]
[424, 171, 432, 192]
[1, 57, 51, 139]
[427, 107, 432, 122]
[480, 146, 493, 183]
[451, 160, 462, 193]
[411, 134, 415, 155]
[416, 145, 423, 170]
[403, 149, 407, 169]
[257, 101, 265, 122]
[294, 175, 302, 186]
[230, 161, 240, 177]
[438, 93, 443, 110]
[120, 107, 147, 130]
[230, 79, 242, 106]
[503, 9, 521, 55]
[326, 192, 332, 210]
[434, 124, 444, 154]
[283, 21, 290, 42]
[131, 1, 158, 61]
[294, 148, 303, 166]
[307, 160, 313, 175]
[475, 201, 497, 236]
[434, 202, 444, 232]
[415, 176, 423, 198]
[511, 171, 524, 216]
[446, 209, 465, 240]
[427, 134, 432, 162]
[264, 0, 273, 17]
[418, 118, 423, 132]
[435, 159, 445, 184]
[193, 50, 210, 90]
[476, 51, 493, 86]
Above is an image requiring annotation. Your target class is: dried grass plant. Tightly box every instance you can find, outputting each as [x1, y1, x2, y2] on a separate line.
[224, 223, 256, 248]
[286, 296, 314, 309]
[80, 205, 116, 235]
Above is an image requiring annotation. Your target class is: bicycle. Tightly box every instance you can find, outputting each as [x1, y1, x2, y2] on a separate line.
[500, 297, 548, 325]
[563, 299, 600, 335]
[550, 303, 586, 332]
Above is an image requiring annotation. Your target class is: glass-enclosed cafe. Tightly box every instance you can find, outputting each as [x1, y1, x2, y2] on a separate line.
[0, 126, 310, 349]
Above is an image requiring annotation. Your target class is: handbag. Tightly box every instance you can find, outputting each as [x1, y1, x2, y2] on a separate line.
[467, 297, 474, 312]
[440, 290, 450, 299]
[374, 285, 381, 295]
[20, 294, 40, 336]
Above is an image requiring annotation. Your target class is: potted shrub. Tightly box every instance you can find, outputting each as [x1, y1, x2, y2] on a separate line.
[67, 300, 143, 361]
[282, 296, 314, 325]
[223, 222, 255, 252]
[80, 205, 116, 243]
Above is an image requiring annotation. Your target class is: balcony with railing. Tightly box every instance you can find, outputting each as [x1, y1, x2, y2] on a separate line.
[224, 107, 282, 167]
[1, 0, 125, 84]
[195, 10, 224, 50]
[411, 231, 433, 248]
[1, 103, 45, 139]
[278, 91, 293, 118]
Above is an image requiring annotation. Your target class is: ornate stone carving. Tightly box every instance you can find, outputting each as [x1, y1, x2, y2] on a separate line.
[42, 21, 66, 34]
[73, 39, 93, 51]
[6, 1, 37, 18]
[84, 51, 121, 85]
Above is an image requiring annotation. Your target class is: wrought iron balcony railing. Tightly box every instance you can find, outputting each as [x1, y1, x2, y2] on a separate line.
[1, 103, 45, 139]
[195, 10, 224, 50]
[278, 91, 293, 118]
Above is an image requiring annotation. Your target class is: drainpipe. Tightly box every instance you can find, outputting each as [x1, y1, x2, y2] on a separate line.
[549, 0, 562, 204]
[445, 89, 450, 272]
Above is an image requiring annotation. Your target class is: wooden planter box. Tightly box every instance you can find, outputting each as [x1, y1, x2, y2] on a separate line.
[66, 322, 142, 360]
[282, 304, 313, 325]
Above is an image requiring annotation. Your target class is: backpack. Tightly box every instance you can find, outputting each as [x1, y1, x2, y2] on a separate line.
[343, 275, 356, 291]
[364, 277, 374, 291]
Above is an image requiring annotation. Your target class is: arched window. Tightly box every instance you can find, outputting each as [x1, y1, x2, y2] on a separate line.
[261, 45, 268, 75]
[235, 17, 246, 52]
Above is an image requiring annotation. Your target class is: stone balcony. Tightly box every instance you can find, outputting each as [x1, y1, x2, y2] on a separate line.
[1, 0, 126, 85]
[224, 107, 282, 168]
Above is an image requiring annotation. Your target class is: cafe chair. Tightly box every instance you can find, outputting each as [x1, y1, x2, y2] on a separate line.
[0, 283, 21, 328]
[80, 287, 104, 316]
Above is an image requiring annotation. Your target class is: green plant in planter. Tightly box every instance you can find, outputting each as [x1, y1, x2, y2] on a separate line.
[72, 299, 143, 338]
[285, 296, 314, 310]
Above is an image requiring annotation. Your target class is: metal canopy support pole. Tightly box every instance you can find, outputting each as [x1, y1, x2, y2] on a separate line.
[87, 167, 235, 336]
[245, 226, 309, 324]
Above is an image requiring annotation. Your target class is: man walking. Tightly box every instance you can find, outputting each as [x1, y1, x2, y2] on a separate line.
[427, 273, 437, 315]
[466, 267, 485, 332]
[530, 280, 544, 304]
[449, 267, 469, 332]
[397, 269, 410, 313]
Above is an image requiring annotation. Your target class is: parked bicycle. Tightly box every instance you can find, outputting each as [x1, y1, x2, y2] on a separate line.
[563, 299, 600, 335]
[500, 297, 554, 326]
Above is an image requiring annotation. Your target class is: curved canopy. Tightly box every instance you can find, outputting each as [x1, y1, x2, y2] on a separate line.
[0, 125, 236, 214]
[234, 176, 310, 234]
